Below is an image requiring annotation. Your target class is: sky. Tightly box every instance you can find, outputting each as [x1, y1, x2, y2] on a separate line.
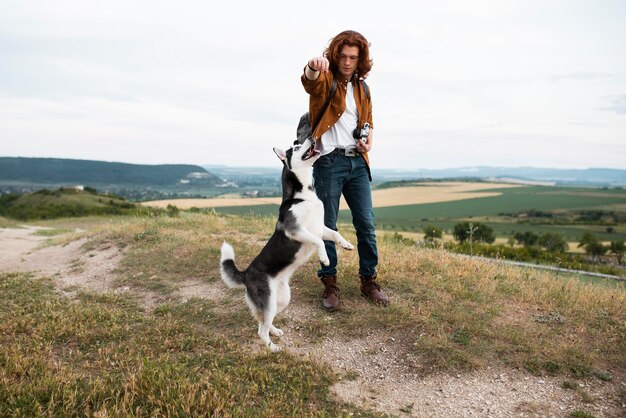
[1, 0, 625, 170]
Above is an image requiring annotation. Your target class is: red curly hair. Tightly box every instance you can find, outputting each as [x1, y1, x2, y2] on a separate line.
[324, 30, 373, 79]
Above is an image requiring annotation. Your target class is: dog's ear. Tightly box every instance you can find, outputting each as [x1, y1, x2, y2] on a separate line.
[273, 148, 287, 161]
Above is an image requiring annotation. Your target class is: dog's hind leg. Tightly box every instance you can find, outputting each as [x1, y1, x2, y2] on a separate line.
[269, 280, 289, 338]
[257, 290, 281, 352]
[258, 313, 281, 352]
[275, 277, 291, 315]
[245, 293, 277, 350]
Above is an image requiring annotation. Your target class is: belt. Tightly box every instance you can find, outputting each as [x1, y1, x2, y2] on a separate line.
[331, 148, 360, 157]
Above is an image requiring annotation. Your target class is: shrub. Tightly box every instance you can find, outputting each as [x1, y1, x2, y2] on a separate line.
[514, 231, 539, 247]
[452, 222, 495, 244]
[578, 232, 608, 260]
[537, 232, 568, 253]
[423, 225, 443, 241]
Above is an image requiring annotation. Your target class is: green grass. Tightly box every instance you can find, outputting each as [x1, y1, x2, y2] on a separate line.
[213, 204, 278, 218]
[2, 212, 625, 414]
[0, 188, 163, 221]
[358, 186, 626, 240]
[31, 228, 73, 237]
[211, 185, 626, 242]
[0, 216, 19, 228]
[0, 273, 372, 416]
[93, 213, 625, 376]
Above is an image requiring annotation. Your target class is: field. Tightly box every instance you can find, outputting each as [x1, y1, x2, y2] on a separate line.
[1, 212, 624, 416]
[143, 182, 521, 209]
[144, 182, 626, 243]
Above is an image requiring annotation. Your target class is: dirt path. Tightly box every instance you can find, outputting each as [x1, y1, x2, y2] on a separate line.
[1, 226, 622, 417]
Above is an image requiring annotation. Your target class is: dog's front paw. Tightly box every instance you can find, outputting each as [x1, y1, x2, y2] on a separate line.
[320, 255, 330, 266]
[340, 240, 354, 250]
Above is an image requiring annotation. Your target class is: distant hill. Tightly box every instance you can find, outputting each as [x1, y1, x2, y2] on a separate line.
[0, 157, 224, 188]
[205, 164, 626, 188]
[370, 166, 626, 187]
[0, 187, 161, 220]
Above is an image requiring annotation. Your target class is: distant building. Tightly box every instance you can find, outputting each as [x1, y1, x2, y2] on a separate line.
[187, 172, 210, 179]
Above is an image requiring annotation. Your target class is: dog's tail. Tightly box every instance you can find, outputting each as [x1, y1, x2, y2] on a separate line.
[220, 242, 246, 288]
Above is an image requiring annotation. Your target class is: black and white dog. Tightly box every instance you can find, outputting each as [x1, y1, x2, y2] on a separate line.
[220, 138, 354, 351]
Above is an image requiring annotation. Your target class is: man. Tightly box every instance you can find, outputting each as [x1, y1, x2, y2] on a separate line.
[301, 30, 389, 310]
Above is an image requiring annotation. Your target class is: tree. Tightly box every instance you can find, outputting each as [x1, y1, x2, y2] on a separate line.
[578, 232, 607, 261]
[585, 241, 608, 261]
[452, 222, 495, 244]
[577, 232, 597, 249]
[514, 231, 539, 247]
[423, 225, 443, 242]
[609, 241, 625, 264]
[537, 232, 568, 253]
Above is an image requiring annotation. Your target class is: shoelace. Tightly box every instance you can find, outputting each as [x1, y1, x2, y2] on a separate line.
[323, 285, 339, 297]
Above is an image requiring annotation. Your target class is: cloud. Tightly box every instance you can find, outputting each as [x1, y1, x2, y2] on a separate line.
[1, 0, 626, 169]
[599, 95, 626, 115]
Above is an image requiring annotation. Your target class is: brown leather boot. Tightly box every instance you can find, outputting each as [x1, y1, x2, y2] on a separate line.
[360, 274, 389, 306]
[320, 275, 340, 310]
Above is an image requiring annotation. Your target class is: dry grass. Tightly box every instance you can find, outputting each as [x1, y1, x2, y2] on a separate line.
[142, 182, 522, 210]
[368, 182, 522, 208]
[143, 197, 283, 209]
[0, 273, 373, 416]
[2, 211, 624, 415]
[88, 212, 625, 378]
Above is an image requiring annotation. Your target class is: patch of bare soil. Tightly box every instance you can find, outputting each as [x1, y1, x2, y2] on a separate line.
[275, 288, 624, 418]
[1, 226, 623, 417]
[0, 226, 227, 313]
[278, 310, 623, 417]
[0, 226, 126, 294]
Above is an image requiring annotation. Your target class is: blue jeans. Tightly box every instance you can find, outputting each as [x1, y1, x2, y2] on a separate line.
[313, 152, 378, 278]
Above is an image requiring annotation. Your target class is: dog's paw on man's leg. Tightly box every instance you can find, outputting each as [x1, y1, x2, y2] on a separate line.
[339, 238, 354, 250]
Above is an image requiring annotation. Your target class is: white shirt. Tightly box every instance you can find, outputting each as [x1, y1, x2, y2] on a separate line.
[318, 82, 358, 156]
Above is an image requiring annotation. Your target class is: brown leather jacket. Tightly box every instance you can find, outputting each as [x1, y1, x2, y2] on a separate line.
[301, 68, 374, 169]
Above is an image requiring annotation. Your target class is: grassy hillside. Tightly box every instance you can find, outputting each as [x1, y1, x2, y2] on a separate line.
[0, 157, 223, 187]
[0, 188, 163, 220]
[1, 212, 624, 415]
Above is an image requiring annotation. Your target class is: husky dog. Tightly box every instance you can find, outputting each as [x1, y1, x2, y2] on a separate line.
[220, 138, 354, 351]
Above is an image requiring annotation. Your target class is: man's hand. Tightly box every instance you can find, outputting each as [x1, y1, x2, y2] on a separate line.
[308, 57, 329, 73]
[355, 128, 373, 153]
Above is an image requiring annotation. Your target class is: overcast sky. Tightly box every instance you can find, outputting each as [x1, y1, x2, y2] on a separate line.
[1, 0, 625, 170]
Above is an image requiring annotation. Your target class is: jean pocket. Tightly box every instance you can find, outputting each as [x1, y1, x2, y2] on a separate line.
[315, 153, 335, 168]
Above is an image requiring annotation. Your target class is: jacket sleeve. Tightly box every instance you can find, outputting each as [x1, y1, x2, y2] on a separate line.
[301, 69, 331, 97]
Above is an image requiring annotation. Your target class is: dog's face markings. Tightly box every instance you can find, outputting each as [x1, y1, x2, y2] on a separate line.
[273, 147, 294, 170]
[274, 138, 320, 171]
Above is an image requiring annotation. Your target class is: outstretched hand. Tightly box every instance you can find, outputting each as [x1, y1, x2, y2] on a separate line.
[308, 57, 329, 73]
